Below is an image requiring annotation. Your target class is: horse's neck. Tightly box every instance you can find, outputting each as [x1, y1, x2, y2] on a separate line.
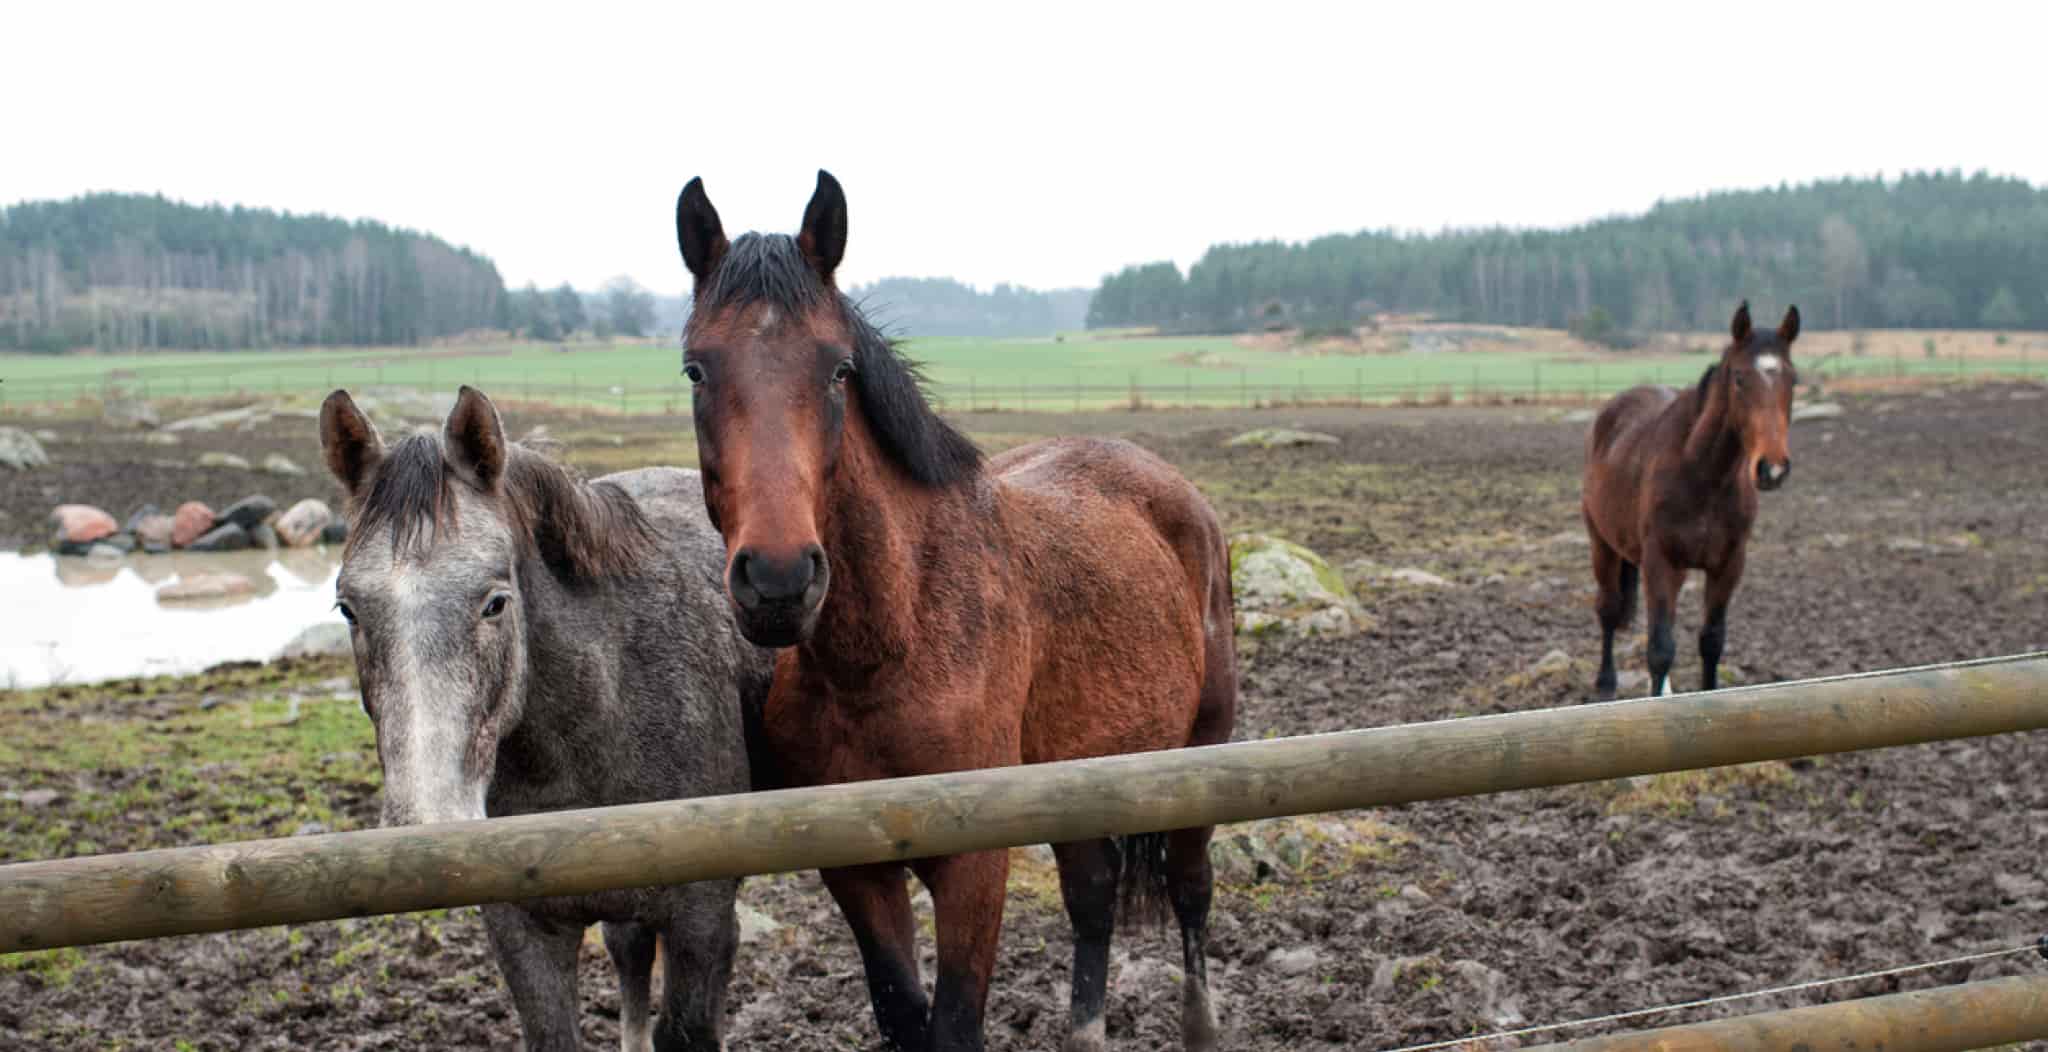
[494, 565, 628, 794]
[1678, 388, 1750, 494]
[806, 427, 986, 680]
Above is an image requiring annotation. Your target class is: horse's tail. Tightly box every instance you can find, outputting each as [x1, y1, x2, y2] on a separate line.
[1116, 832, 1173, 931]
[1617, 560, 1640, 630]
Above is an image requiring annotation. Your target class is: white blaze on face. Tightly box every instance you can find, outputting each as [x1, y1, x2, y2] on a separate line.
[1754, 353, 1783, 384]
[382, 564, 490, 826]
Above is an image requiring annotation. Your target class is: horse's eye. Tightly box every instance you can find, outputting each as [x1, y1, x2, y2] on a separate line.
[832, 358, 855, 384]
[336, 601, 357, 626]
[683, 361, 706, 385]
[482, 594, 510, 620]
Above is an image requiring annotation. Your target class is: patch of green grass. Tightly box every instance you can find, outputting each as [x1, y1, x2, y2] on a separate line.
[0, 945, 86, 986]
[0, 658, 377, 862]
[1596, 761, 1797, 817]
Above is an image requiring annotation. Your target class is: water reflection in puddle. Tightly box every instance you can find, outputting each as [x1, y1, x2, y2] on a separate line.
[1, 549, 345, 689]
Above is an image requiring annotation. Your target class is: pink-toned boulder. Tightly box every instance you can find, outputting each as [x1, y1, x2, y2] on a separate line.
[273, 498, 335, 548]
[49, 504, 117, 545]
[171, 502, 217, 549]
[156, 572, 256, 604]
[133, 514, 177, 551]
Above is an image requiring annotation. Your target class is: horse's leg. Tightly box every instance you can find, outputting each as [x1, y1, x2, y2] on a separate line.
[1168, 643, 1232, 1051]
[1587, 525, 1635, 701]
[1052, 838, 1121, 1052]
[1642, 553, 1683, 697]
[822, 863, 929, 1052]
[914, 849, 1010, 1052]
[602, 921, 659, 1052]
[653, 879, 740, 1052]
[1167, 827, 1221, 1052]
[1700, 549, 1745, 693]
[482, 903, 585, 1052]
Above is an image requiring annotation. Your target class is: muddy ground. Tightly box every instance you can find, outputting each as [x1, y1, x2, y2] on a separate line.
[4, 380, 2048, 1049]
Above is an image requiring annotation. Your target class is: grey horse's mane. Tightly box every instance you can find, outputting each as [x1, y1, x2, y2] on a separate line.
[348, 432, 655, 580]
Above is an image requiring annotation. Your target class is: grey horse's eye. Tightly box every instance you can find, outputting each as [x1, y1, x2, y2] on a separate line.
[482, 594, 510, 620]
[336, 600, 357, 626]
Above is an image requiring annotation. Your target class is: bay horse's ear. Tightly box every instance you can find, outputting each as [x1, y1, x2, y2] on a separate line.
[1730, 300, 1753, 345]
[320, 389, 384, 497]
[676, 177, 729, 284]
[1778, 304, 1801, 346]
[444, 385, 507, 493]
[797, 169, 848, 285]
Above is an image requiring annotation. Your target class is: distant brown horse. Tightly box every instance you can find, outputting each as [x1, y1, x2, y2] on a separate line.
[674, 171, 1237, 1052]
[1581, 301, 1800, 699]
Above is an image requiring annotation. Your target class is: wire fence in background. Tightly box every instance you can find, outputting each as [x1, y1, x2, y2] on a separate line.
[2, 346, 2043, 417]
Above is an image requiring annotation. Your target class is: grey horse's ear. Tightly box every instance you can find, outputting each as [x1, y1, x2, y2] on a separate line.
[444, 385, 507, 492]
[320, 389, 384, 496]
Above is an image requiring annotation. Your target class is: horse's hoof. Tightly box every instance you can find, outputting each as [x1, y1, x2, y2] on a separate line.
[1182, 991, 1220, 1052]
[1063, 1017, 1108, 1052]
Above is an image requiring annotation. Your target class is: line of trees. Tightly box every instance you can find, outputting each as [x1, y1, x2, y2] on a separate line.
[849, 277, 1091, 338]
[0, 193, 508, 352]
[1088, 171, 2048, 335]
[501, 277, 658, 342]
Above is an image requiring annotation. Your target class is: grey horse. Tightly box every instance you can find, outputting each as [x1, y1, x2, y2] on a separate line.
[319, 385, 772, 1052]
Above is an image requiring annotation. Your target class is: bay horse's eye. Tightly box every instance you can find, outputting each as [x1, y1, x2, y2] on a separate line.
[335, 600, 357, 626]
[832, 358, 855, 384]
[482, 594, 510, 620]
[683, 361, 706, 385]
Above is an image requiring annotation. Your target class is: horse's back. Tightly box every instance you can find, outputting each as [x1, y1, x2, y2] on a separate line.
[991, 437, 1232, 761]
[1588, 385, 1677, 461]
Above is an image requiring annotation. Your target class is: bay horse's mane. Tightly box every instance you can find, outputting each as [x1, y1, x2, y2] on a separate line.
[348, 431, 655, 579]
[688, 232, 983, 488]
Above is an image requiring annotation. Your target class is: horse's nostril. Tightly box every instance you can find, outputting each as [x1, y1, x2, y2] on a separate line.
[734, 546, 821, 605]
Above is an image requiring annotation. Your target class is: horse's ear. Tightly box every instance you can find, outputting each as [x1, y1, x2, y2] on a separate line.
[320, 389, 384, 497]
[797, 169, 848, 285]
[1730, 301, 1753, 345]
[444, 385, 507, 492]
[676, 177, 729, 285]
[1778, 305, 1801, 347]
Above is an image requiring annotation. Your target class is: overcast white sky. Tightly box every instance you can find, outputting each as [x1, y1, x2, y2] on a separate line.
[7, 2, 2042, 294]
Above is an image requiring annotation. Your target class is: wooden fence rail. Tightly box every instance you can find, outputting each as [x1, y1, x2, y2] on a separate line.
[3, 652, 2044, 955]
[1530, 971, 2048, 1052]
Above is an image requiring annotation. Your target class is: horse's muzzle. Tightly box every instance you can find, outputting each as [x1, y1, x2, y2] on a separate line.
[729, 545, 828, 646]
[1757, 458, 1791, 491]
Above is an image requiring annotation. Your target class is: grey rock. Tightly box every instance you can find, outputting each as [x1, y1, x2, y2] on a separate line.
[196, 451, 252, 470]
[19, 788, 61, 809]
[320, 520, 349, 545]
[103, 397, 161, 430]
[219, 496, 277, 531]
[280, 623, 352, 660]
[736, 903, 782, 944]
[250, 523, 281, 550]
[187, 523, 253, 553]
[1267, 946, 1322, 977]
[0, 427, 51, 471]
[261, 453, 307, 477]
[1223, 427, 1340, 450]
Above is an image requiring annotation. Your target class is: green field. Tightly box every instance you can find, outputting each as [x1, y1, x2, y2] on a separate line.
[2, 329, 2042, 414]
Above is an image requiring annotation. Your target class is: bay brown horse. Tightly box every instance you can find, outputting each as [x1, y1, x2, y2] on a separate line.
[1581, 301, 1800, 699]
[674, 171, 1236, 1052]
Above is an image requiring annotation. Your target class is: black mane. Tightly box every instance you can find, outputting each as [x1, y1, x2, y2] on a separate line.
[350, 432, 654, 578]
[688, 233, 983, 488]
